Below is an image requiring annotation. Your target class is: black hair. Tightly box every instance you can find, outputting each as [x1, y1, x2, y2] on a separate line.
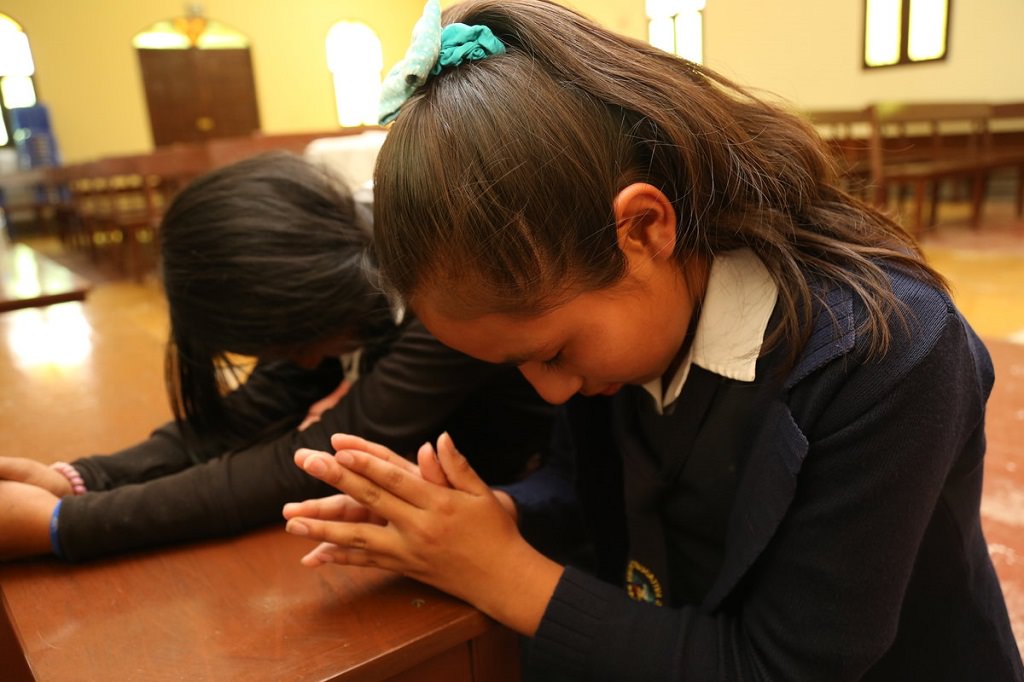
[160, 151, 394, 451]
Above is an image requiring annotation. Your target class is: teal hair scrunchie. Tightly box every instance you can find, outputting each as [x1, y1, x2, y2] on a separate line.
[431, 23, 506, 76]
[378, 0, 505, 125]
[378, 0, 442, 126]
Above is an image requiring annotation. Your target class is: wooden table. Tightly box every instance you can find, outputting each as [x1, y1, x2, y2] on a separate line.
[0, 272, 518, 680]
[0, 242, 91, 313]
[0, 527, 519, 681]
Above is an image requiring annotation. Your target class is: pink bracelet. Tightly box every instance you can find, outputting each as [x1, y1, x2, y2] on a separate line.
[51, 461, 87, 496]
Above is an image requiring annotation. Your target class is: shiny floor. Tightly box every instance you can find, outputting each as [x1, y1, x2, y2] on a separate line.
[0, 197, 1023, 655]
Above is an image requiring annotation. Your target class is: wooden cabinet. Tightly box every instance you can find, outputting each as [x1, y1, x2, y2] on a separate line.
[137, 48, 261, 147]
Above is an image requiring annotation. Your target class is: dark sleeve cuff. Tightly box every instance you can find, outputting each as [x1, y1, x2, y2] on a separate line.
[527, 566, 615, 680]
[528, 567, 709, 682]
[71, 421, 195, 491]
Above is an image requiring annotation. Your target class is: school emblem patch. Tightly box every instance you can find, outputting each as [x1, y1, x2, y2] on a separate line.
[625, 559, 663, 606]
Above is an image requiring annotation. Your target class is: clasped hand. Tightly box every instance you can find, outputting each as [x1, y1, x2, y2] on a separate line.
[282, 433, 563, 636]
[0, 456, 72, 496]
[0, 457, 64, 559]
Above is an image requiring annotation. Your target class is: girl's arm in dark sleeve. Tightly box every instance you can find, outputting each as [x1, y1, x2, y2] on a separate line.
[499, 408, 588, 563]
[57, 321, 520, 561]
[70, 359, 344, 491]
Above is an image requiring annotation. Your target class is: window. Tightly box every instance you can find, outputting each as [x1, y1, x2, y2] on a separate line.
[0, 13, 38, 147]
[864, 0, 950, 68]
[326, 22, 382, 127]
[647, 0, 705, 64]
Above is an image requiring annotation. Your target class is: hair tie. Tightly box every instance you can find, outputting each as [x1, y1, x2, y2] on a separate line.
[431, 24, 505, 76]
[378, 0, 505, 125]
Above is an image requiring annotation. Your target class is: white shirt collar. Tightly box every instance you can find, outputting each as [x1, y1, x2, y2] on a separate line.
[641, 248, 778, 414]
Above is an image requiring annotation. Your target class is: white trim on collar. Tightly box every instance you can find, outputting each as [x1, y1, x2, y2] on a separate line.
[641, 248, 778, 414]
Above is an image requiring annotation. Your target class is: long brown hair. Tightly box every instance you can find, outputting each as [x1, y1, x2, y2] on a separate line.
[374, 0, 945, 364]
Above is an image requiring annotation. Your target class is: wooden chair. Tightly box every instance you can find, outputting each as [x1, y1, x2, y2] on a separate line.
[989, 102, 1024, 217]
[866, 102, 994, 235]
[61, 160, 111, 261]
[95, 145, 210, 280]
[0, 167, 54, 237]
[40, 164, 85, 247]
[99, 155, 165, 279]
[805, 107, 875, 197]
[130, 144, 211, 277]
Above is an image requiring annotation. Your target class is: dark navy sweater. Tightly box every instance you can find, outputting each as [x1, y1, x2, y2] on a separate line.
[515, 269, 1023, 681]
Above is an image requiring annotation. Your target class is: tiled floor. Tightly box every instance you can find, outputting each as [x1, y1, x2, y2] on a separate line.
[1, 195, 1023, 657]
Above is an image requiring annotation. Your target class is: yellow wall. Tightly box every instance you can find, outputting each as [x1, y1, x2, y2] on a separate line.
[10, 0, 1022, 163]
[7, 0, 643, 163]
[704, 0, 1024, 109]
[5, 0, 424, 162]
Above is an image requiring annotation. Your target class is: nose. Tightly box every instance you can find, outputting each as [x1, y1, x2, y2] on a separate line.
[517, 363, 583, 405]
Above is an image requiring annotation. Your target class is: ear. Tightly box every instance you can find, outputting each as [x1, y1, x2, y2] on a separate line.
[612, 183, 677, 261]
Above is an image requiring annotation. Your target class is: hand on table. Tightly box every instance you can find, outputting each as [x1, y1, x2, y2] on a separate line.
[0, 456, 71, 497]
[283, 432, 562, 636]
[0, 480, 59, 560]
[299, 379, 352, 431]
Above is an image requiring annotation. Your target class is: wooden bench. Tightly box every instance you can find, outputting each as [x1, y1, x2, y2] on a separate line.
[808, 102, 1024, 237]
[868, 102, 996, 235]
[805, 107, 875, 197]
[989, 101, 1024, 217]
[19, 129, 379, 281]
[77, 146, 210, 280]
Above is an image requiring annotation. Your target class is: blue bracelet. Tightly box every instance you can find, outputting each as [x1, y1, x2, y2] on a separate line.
[49, 498, 64, 559]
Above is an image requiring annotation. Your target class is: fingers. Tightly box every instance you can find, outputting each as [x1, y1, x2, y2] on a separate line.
[332, 379, 352, 402]
[299, 541, 340, 568]
[294, 447, 317, 469]
[295, 449, 346, 488]
[304, 380, 351, 423]
[0, 458, 71, 497]
[282, 494, 379, 524]
[330, 433, 391, 456]
[297, 415, 321, 432]
[436, 432, 490, 495]
[285, 521, 399, 571]
[0, 457, 32, 482]
[417, 442, 451, 488]
[298, 447, 435, 517]
[330, 433, 419, 474]
[297, 541, 403, 572]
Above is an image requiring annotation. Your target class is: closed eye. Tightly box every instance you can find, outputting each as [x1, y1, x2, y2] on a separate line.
[541, 350, 563, 370]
